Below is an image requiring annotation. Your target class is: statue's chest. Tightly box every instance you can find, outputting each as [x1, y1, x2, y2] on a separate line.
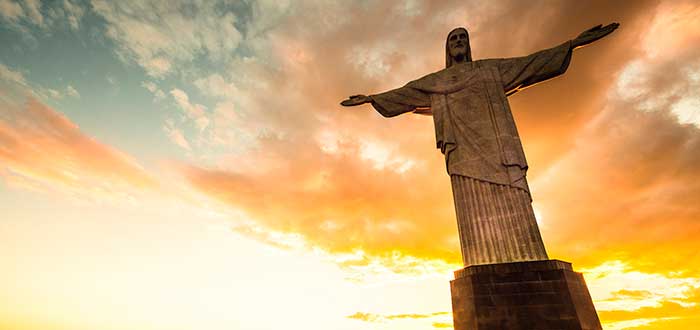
[445, 66, 503, 110]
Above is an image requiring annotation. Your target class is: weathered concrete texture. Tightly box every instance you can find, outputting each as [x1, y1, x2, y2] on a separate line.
[450, 260, 602, 330]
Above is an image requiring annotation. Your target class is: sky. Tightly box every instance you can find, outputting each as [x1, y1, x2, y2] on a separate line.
[1, 0, 699, 329]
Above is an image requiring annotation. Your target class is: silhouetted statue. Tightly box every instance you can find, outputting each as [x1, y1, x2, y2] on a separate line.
[341, 23, 619, 266]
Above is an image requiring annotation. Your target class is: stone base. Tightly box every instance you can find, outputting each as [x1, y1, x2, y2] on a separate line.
[450, 260, 601, 330]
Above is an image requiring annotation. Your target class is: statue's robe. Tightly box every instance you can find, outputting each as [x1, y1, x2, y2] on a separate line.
[369, 41, 573, 266]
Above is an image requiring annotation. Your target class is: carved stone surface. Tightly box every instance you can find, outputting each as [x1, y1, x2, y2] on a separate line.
[450, 260, 602, 330]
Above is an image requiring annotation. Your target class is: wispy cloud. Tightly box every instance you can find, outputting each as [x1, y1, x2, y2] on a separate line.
[46, 86, 80, 100]
[347, 310, 454, 329]
[163, 119, 191, 151]
[0, 62, 27, 86]
[169, 88, 209, 131]
[0, 0, 84, 31]
[0, 69, 157, 199]
[66, 85, 80, 99]
[141, 81, 165, 101]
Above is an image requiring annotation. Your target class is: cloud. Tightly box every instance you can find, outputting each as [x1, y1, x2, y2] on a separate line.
[0, 0, 24, 23]
[0, 62, 27, 86]
[0, 0, 85, 32]
[169, 88, 209, 133]
[584, 261, 700, 314]
[347, 311, 449, 322]
[170, 89, 205, 119]
[532, 1, 700, 277]
[141, 81, 165, 101]
[347, 312, 380, 322]
[193, 74, 239, 99]
[91, 0, 243, 77]
[347, 310, 454, 330]
[22, 0, 43, 25]
[66, 85, 80, 98]
[47, 88, 62, 99]
[163, 119, 191, 151]
[599, 296, 700, 330]
[0, 96, 157, 198]
[1, 63, 81, 105]
[45, 85, 81, 100]
[180, 135, 459, 263]
[60, 0, 85, 30]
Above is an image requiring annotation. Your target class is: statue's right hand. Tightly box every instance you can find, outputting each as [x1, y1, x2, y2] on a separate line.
[340, 94, 372, 107]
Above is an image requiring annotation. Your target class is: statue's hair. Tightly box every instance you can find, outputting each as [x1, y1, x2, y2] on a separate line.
[446, 27, 472, 68]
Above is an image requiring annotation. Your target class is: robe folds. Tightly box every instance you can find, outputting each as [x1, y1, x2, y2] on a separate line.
[370, 41, 573, 193]
[450, 176, 548, 265]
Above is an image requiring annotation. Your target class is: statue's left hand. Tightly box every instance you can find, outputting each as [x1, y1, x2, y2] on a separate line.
[573, 22, 620, 49]
[340, 94, 372, 107]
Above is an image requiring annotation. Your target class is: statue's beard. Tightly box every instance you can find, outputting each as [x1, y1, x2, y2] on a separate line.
[451, 49, 471, 63]
[446, 40, 472, 67]
[452, 53, 466, 63]
[450, 45, 470, 63]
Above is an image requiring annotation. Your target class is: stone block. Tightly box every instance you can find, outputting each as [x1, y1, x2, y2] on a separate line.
[450, 259, 601, 330]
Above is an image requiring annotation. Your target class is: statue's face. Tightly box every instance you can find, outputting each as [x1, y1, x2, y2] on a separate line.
[448, 28, 469, 61]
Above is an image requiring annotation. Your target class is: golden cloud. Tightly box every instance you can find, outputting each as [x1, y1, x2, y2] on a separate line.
[181, 134, 460, 263]
[347, 311, 450, 322]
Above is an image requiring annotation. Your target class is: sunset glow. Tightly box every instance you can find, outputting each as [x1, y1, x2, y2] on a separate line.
[2, 1, 700, 330]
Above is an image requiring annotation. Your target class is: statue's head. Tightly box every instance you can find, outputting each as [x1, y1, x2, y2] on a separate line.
[446, 27, 472, 68]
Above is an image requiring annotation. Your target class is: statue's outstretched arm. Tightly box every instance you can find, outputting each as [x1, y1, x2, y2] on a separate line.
[340, 82, 431, 118]
[499, 22, 619, 95]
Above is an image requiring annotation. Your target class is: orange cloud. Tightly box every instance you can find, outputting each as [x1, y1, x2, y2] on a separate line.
[181, 135, 460, 264]
[0, 97, 157, 197]
[533, 1, 700, 277]
[181, 0, 675, 271]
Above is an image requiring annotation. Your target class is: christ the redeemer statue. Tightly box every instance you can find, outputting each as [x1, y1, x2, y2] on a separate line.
[341, 24, 618, 267]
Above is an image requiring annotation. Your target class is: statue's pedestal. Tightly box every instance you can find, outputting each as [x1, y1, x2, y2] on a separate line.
[450, 260, 602, 330]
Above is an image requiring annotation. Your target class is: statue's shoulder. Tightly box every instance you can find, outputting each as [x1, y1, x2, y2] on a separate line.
[408, 62, 500, 93]
[412, 70, 445, 84]
[408, 65, 460, 88]
[474, 58, 501, 68]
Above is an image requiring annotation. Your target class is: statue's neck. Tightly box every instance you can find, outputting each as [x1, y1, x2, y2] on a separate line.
[447, 61, 473, 71]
